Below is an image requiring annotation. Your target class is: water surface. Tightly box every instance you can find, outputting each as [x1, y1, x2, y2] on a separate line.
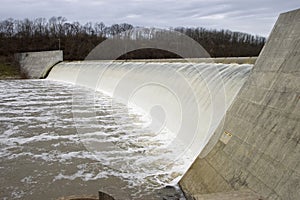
[0, 80, 184, 199]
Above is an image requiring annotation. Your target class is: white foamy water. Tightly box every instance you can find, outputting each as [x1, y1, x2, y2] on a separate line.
[0, 62, 252, 199]
[48, 61, 252, 178]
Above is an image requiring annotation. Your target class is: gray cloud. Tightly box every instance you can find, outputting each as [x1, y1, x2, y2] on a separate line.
[0, 0, 299, 36]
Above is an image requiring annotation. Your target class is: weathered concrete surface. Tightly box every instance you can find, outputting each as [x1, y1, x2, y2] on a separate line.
[15, 50, 63, 78]
[180, 8, 300, 200]
[193, 189, 262, 200]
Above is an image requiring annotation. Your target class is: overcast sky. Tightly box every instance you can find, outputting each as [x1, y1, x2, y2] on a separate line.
[0, 0, 299, 37]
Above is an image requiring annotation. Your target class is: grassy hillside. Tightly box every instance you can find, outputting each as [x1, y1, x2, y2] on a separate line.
[0, 57, 21, 79]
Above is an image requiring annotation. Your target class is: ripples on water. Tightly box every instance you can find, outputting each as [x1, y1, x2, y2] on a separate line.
[0, 80, 186, 200]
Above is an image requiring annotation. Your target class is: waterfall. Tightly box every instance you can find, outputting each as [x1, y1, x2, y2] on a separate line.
[47, 61, 252, 185]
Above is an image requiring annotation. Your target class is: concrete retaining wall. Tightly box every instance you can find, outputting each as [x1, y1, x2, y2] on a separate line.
[180, 8, 300, 200]
[15, 50, 63, 79]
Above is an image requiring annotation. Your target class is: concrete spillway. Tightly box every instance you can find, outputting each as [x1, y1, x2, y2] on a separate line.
[180, 8, 300, 200]
[46, 61, 252, 186]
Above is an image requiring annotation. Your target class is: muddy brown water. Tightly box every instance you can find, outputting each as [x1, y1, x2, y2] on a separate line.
[0, 80, 185, 200]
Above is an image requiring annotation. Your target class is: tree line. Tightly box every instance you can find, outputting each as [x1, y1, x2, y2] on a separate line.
[0, 16, 266, 61]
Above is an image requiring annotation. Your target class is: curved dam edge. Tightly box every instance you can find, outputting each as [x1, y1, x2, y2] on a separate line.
[15, 55, 257, 80]
[100, 57, 258, 64]
[179, 8, 300, 200]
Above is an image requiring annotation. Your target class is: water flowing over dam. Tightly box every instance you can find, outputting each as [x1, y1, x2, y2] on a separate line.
[0, 61, 252, 199]
[44, 61, 252, 198]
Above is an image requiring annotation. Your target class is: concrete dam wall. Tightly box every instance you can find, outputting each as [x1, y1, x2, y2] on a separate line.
[15, 50, 63, 79]
[180, 8, 300, 200]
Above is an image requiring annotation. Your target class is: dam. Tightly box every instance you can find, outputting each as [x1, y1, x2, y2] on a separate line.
[0, 8, 299, 200]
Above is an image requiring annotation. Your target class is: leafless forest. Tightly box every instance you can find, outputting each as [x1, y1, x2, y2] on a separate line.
[0, 16, 266, 61]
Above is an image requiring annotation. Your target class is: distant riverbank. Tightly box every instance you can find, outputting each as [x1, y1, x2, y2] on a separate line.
[0, 62, 22, 79]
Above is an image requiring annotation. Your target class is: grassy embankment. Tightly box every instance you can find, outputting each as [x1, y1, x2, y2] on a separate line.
[0, 57, 21, 79]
